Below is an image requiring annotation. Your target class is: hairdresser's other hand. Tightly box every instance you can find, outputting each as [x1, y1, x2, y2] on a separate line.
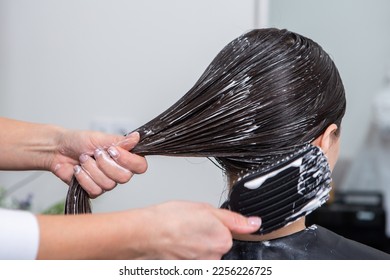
[137, 201, 261, 259]
[50, 130, 147, 197]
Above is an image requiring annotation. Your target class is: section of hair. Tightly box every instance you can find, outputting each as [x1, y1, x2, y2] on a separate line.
[65, 28, 346, 214]
[132, 28, 346, 176]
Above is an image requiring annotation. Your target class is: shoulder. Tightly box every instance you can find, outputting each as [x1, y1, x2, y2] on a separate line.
[306, 225, 390, 259]
[223, 225, 390, 260]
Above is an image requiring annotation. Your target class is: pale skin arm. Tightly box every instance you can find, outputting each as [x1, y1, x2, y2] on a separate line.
[0, 117, 146, 196]
[37, 201, 261, 260]
[0, 117, 261, 259]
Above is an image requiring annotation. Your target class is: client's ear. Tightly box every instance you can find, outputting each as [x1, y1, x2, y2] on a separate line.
[312, 124, 338, 154]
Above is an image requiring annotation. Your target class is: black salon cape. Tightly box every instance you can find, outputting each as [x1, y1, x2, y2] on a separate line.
[222, 225, 390, 260]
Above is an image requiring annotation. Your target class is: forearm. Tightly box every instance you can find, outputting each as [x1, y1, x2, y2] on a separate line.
[0, 117, 65, 170]
[36, 211, 148, 260]
[8, 201, 260, 260]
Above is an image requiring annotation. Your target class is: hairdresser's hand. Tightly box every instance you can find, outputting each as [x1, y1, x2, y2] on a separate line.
[50, 130, 147, 197]
[137, 201, 261, 259]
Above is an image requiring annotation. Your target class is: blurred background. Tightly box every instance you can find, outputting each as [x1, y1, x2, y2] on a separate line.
[1, 0, 390, 252]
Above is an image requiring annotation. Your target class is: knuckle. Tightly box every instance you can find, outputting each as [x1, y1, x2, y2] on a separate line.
[223, 236, 233, 250]
[208, 237, 231, 258]
[88, 188, 103, 198]
[231, 212, 244, 226]
[117, 172, 133, 184]
[102, 181, 117, 191]
[216, 236, 232, 255]
[135, 160, 148, 174]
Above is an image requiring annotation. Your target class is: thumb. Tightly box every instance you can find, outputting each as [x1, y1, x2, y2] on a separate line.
[114, 132, 140, 151]
[213, 208, 261, 235]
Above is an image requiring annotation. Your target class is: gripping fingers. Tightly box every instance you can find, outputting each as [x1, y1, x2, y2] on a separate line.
[73, 165, 106, 198]
[107, 146, 147, 174]
[113, 132, 148, 174]
[74, 152, 117, 198]
[94, 148, 134, 184]
[72, 131, 147, 198]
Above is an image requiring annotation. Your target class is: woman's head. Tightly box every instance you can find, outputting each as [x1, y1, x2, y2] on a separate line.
[132, 28, 346, 182]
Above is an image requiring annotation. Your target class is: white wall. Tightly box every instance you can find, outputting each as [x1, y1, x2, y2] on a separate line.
[268, 0, 390, 160]
[0, 0, 256, 212]
[2, 0, 390, 213]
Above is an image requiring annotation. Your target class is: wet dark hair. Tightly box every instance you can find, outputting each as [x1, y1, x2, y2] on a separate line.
[65, 28, 346, 214]
[132, 28, 346, 175]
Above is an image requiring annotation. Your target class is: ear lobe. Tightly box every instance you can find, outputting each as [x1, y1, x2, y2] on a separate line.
[312, 124, 338, 154]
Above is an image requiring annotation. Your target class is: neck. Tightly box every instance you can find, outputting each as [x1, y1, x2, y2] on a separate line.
[233, 218, 306, 241]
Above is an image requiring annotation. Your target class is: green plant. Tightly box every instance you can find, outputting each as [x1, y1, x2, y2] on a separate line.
[0, 185, 64, 214]
[41, 200, 65, 215]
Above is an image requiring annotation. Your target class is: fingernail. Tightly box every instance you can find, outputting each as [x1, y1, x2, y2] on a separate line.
[54, 163, 61, 172]
[79, 154, 89, 163]
[108, 146, 119, 159]
[74, 165, 81, 174]
[125, 131, 140, 141]
[94, 148, 103, 157]
[127, 131, 139, 137]
[248, 217, 262, 227]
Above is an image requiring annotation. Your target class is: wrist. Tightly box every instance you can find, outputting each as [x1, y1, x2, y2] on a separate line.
[33, 123, 68, 171]
[117, 208, 156, 259]
[37, 210, 153, 259]
[0, 117, 68, 171]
